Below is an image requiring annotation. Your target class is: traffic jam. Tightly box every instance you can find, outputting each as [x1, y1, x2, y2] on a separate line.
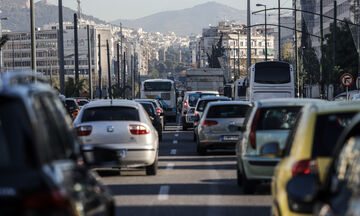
[2, 61, 360, 216]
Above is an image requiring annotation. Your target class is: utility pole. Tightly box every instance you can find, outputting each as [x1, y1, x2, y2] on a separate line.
[74, 13, 79, 97]
[278, 0, 281, 60]
[333, 0, 337, 95]
[98, 34, 102, 99]
[87, 25, 93, 99]
[247, 0, 252, 72]
[123, 52, 126, 99]
[238, 31, 240, 79]
[58, 0, 65, 94]
[0, 17, 8, 73]
[320, 0, 324, 98]
[120, 23, 123, 87]
[117, 43, 120, 89]
[106, 40, 112, 99]
[294, 0, 299, 97]
[30, 0, 36, 73]
[131, 54, 134, 99]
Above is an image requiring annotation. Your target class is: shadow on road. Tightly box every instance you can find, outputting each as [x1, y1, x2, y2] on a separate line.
[158, 163, 235, 170]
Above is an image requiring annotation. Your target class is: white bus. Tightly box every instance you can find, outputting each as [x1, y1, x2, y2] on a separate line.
[234, 78, 247, 101]
[141, 79, 177, 122]
[246, 61, 295, 101]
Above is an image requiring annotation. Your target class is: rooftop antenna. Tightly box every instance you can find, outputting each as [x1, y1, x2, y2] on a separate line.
[76, 0, 82, 20]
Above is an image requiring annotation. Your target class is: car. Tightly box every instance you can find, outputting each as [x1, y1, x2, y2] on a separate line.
[350, 93, 360, 100]
[74, 100, 160, 175]
[333, 90, 359, 101]
[193, 96, 231, 127]
[194, 101, 251, 155]
[271, 100, 360, 216]
[0, 72, 114, 216]
[76, 98, 90, 108]
[181, 91, 219, 130]
[284, 113, 360, 216]
[135, 98, 164, 129]
[236, 98, 323, 194]
[65, 98, 81, 119]
[139, 101, 163, 142]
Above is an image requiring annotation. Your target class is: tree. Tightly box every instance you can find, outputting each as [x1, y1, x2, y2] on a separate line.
[65, 77, 87, 97]
[148, 68, 160, 79]
[0, 35, 9, 50]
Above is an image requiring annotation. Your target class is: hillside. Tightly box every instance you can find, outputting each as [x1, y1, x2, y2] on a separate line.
[0, 0, 105, 31]
[111, 2, 266, 36]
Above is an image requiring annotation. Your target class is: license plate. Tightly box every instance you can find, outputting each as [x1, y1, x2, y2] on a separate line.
[117, 149, 127, 158]
[222, 135, 239, 141]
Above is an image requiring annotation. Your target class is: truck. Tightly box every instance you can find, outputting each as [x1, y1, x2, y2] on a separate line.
[185, 68, 224, 94]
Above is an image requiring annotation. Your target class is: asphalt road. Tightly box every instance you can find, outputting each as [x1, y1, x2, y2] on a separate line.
[99, 124, 272, 216]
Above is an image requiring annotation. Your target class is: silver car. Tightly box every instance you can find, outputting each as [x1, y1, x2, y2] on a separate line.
[74, 100, 159, 175]
[195, 101, 251, 155]
[236, 98, 323, 194]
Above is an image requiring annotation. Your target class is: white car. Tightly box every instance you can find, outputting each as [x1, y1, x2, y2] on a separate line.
[74, 100, 159, 175]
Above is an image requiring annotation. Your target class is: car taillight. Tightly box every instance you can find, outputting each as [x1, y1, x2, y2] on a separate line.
[292, 159, 318, 177]
[129, 125, 150, 135]
[249, 108, 261, 149]
[76, 125, 92, 136]
[202, 120, 218, 126]
[156, 108, 162, 115]
[194, 113, 199, 124]
[23, 190, 73, 212]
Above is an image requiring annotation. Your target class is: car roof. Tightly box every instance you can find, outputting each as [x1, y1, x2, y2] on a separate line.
[135, 99, 156, 102]
[207, 101, 251, 107]
[306, 100, 360, 114]
[255, 98, 325, 108]
[144, 79, 174, 83]
[84, 99, 140, 109]
[198, 96, 230, 101]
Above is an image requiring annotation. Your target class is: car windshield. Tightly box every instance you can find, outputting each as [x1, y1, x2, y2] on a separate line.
[256, 107, 302, 130]
[312, 112, 356, 157]
[0, 98, 35, 168]
[207, 105, 250, 118]
[82, 106, 140, 122]
[66, 100, 78, 108]
[188, 93, 200, 107]
[200, 93, 216, 98]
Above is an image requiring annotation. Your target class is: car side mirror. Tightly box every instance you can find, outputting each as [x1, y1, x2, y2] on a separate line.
[83, 147, 120, 167]
[286, 175, 319, 213]
[260, 142, 281, 157]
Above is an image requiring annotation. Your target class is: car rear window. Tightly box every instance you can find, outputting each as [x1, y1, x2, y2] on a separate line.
[0, 97, 35, 168]
[77, 100, 88, 106]
[207, 105, 249, 118]
[312, 112, 356, 157]
[256, 107, 301, 130]
[81, 106, 140, 122]
[197, 99, 229, 112]
[140, 103, 155, 116]
[188, 94, 200, 107]
[66, 100, 77, 107]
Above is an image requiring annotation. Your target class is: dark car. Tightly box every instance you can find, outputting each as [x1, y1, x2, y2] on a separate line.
[285, 113, 360, 216]
[65, 98, 81, 119]
[135, 99, 164, 129]
[139, 102, 163, 142]
[0, 72, 114, 216]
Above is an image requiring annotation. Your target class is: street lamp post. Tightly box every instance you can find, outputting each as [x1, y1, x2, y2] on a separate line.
[256, 4, 268, 61]
[30, 0, 36, 73]
[0, 17, 8, 73]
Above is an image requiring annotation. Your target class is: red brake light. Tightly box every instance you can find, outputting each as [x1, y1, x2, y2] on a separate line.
[249, 108, 261, 149]
[184, 102, 188, 107]
[292, 159, 318, 177]
[202, 120, 218, 126]
[129, 125, 150, 135]
[76, 125, 92, 136]
[156, 108, 162, 115]
[23, 190, 72, 212]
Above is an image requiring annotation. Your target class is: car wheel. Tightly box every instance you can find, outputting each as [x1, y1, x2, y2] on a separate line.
[242, 171, 256, 194]
[146, 156, 158, 176]
[237, 167, 242, 186]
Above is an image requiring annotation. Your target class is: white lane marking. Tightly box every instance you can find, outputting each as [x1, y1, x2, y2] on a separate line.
[170, 149, 177, 155]
[158, 185, 170, 201]
[173, 140, 178, 145]
[174, 134, 179, 137]
[166, 163, 175, 169]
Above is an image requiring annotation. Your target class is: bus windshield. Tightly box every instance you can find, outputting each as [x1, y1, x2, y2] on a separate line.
[254, 62, 290, 84]
[144, 82, 172, 91]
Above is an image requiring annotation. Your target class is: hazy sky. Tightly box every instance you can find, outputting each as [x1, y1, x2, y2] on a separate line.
[43, 0, 292, 21]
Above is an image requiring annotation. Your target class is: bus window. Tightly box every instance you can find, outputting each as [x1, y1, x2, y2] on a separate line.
[237, 86, 246, 97]
[144, 82, 172, 91]
[254, 63, 290, 84]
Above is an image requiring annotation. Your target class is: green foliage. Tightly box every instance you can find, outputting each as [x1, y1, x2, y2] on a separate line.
[65, 77, 87, 98]
[148, 68, 160, 79]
